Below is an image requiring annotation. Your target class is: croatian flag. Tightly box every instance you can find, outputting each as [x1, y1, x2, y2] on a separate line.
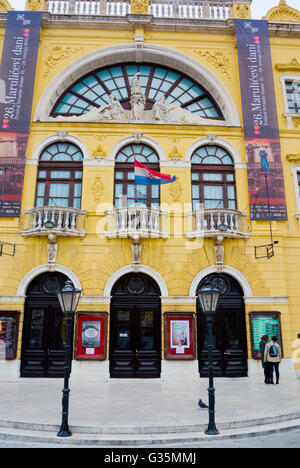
[134, 159, 176, 185]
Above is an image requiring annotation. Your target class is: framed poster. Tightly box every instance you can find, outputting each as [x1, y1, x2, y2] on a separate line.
[164, 313, 196, 360]
[249, 311, 283, 359]
[75, 312, 107, 360]
[0, 311, 20, 360]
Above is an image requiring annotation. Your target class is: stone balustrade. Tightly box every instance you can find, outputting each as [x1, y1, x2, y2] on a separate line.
[44, 0, 245, 19]
[105, 206, 169, 239]
[186, 208, 249, 239]
[21, 206, 87, 237]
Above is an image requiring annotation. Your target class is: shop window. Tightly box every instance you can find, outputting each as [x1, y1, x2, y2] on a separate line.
[114, 143, 160, 209]
[191, 145, 236, 211]
[35, 142, 83, 209]
[51, 63, 224, 120]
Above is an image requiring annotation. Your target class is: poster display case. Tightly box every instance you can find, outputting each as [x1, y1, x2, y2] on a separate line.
[164, 313, 196, 360]
[75, 312, 107, 360]
[0, 311, 20, 360]
[249, 311, 283, 359]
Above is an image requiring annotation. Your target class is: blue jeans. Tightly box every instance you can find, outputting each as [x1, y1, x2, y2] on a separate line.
[269, 362, 280, 384]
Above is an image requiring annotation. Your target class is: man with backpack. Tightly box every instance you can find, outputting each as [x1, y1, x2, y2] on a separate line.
[264, 336, 282, 385]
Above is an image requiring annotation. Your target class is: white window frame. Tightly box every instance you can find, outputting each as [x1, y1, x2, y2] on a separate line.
[291, 166, 300, 228]
[280, 74, 300, 129]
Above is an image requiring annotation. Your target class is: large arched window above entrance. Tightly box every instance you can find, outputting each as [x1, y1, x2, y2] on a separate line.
[51, 63, 224, 120]
[36, 142, 83, 209]
[114, 143, 160, 209]
[191, 145, 236, 211]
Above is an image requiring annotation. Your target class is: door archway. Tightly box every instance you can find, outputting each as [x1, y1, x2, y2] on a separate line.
[110, 273, 161, 378]
[21, 272, 73, 378]
[196, 273, 248, 378]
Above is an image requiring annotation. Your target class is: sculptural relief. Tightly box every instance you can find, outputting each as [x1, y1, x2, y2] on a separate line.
[50, 77, 216, 126]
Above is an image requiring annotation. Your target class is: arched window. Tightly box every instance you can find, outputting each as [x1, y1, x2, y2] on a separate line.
[114, 143, 160, 208]
[35, 142, 83, 209]
[51, 63, 224, 120]
[191, 145, 236, 210]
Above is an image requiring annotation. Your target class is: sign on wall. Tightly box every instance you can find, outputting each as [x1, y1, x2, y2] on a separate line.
[235, 19, 287, 220]
[75, 313, 108, 360]
[0, 311, 20, 360]
[249, 311, 283, 359]
[164, 313, 196, 360]
[0, 11, 42, 217]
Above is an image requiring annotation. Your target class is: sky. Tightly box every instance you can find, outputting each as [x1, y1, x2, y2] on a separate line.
[5, 0, 300, 19]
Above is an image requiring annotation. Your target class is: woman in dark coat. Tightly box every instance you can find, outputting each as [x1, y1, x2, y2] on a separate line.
[259, 335, 270, 384]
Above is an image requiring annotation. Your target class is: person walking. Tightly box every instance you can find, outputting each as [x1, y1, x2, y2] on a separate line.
[264, 336, 282, 385]
[259, 335, 270, 384]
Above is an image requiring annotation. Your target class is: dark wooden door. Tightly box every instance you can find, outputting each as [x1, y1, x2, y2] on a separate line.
[109, 273, 161, 378]
[21, 273, 72, 378]
[197, 274, 248, 378]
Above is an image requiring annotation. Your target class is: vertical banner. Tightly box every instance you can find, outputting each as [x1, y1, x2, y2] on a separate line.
[0, 11, 42, 217]
[235, 19, 287, 220]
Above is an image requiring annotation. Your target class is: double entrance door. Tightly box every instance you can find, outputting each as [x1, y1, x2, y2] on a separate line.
[110, 304, 161, 378]
[21, 273, 71, 378]
[197, 274, 248, 378]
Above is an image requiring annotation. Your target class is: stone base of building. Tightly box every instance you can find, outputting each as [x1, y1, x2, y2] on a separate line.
[0, 359, 298, 382]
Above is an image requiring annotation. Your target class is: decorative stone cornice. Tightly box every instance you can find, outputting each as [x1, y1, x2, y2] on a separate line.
[263, 0, 300, 23]
[275, 58, 300, 72]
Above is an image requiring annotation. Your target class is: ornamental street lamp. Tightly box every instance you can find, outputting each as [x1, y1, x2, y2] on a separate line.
[198, 284, 220, 435]
[57, 280, 81, 437]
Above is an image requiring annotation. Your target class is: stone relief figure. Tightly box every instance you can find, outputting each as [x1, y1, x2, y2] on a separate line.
[214, 237, 224, 273]
[130, 73, 146, 121]
[152, 94, 208, 125]
[51, 93, 126, 122]
[50, 88, 214, 126]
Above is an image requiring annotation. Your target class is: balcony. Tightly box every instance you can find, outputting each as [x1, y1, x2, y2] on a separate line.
[105, 206, 169, 239]
[45, 0, 238, 20]
[186, 208, 249, 239]
[21, 206, 87, 237]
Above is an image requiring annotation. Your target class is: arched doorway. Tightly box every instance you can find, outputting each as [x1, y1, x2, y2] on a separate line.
[196, 273, 248, 378]
[21, 272, 73, 378]
[110, 273, 161, 378]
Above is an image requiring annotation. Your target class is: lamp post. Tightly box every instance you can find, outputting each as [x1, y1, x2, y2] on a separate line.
[56, 280, 81, 437]
[198, 284, 220, 435]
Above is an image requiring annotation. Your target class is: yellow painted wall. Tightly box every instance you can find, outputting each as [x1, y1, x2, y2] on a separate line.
[0, 12, 299, 373]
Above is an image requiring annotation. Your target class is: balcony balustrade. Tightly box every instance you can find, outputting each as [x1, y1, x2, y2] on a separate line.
[186, 208, 249, 239]
[105, 206, 169, 239]
[45, 0, 240, 20]
[21, 206, 87, 237]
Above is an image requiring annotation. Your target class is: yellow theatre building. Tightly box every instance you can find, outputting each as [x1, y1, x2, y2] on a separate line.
[0, 0, 300, 383]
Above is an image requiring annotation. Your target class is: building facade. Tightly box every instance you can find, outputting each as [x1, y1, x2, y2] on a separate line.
[0, 0, 300, 382]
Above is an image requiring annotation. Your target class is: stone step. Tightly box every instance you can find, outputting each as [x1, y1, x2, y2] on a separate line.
[0, 411, 300, 435]
[0, 418, 299, 446]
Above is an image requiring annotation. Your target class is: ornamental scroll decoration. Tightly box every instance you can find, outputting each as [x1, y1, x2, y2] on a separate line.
[263, 0, 300, 23]
[231, 4, 251, 19]
[168, 179, 183, 203]
[193, 50, 231, 82]
[130, 0, 149, 14]
[43, 46, 84, 78]
[0, 0, 12, 10]
[25, 0, 45, 10]
[91, 176, 104, 203]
